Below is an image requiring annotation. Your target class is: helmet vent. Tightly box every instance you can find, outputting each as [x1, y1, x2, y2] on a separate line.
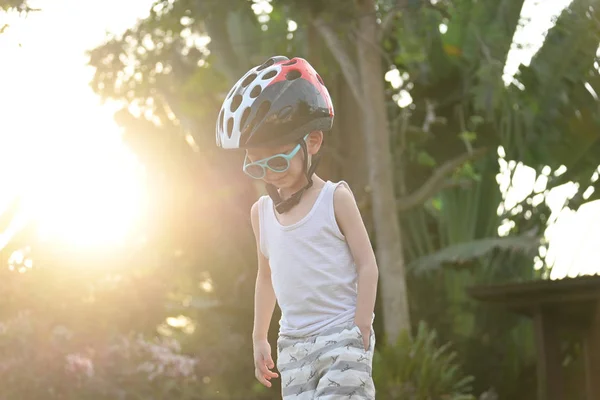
[230, 94, 242, 112]
[285, 69, 302, 81]
[316, 73, 325, 85]
[242, 73, 257, 88]
[257, 58, 275, 71]
[250, 85, 262, 98]
[262, 70, 277, 80]
[240, 107, 251, 132]
[282, 59, 297, 66]
[227, 117, 234, 138]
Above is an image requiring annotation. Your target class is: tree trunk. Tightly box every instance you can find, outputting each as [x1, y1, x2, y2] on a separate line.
[356, 0, 411, 341]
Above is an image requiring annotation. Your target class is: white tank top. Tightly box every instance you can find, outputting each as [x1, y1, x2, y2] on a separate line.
[258, 180, 358, 338]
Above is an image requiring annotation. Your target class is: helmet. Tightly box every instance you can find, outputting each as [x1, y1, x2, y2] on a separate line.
[216, 56, 334, 149]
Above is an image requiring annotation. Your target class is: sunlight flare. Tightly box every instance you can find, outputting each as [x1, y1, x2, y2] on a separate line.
[0, 5, 148, 251]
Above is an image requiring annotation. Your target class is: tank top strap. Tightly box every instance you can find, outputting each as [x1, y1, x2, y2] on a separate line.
[257, 195, 271, 258]
[321, 180, 352, 240]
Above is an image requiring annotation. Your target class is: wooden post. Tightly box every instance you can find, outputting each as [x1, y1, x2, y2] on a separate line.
[584, 301, 600, 399]
[533, 308, 564, 400]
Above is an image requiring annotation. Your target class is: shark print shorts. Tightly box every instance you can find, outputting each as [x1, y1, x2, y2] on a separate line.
[276, 321, 375, 399]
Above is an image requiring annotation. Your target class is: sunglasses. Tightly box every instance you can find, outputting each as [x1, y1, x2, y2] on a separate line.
[243, 135, 308, 179]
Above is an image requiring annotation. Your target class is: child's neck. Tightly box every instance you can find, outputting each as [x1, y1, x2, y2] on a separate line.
[279, 174, 324, 200]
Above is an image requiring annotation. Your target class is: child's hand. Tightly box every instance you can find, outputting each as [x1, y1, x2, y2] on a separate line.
[253, 339, 279, 387]
[356, 323, 371, 351]
[360, 326, 370, 350]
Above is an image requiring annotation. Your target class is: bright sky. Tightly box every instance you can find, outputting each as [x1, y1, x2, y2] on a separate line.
[0, 0, 597, 278]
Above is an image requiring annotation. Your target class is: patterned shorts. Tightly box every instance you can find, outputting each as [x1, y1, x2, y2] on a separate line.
[276, 321, 376, 399]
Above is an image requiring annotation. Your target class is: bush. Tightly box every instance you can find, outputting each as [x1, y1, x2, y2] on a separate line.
[373, 321, 475, 400]
[0, 310, 200, 400]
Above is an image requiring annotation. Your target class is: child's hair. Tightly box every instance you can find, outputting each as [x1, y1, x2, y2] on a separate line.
[215, 56, 335, 213]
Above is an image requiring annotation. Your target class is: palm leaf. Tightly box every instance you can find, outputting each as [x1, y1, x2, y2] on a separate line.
[408, 234, 540, 275]
[506, 0, 600, 167]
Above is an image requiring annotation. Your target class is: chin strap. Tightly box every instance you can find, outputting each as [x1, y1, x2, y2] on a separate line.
[265, 139, 322, 214]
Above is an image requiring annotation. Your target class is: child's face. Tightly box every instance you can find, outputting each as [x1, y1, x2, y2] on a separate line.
[245, 132, 323, 189]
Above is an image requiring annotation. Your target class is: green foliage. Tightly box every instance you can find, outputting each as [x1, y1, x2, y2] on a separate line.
[0, 0, 28, 12]
[379, 3, 600, 399]
[408, 235, 540, 275]
[400, 152, 543, 396]
[373, 321, 475, 400]
[501, 0, 600, 207]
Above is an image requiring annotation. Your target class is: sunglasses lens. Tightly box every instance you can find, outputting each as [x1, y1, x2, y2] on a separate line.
[266, 156, 289, 172]
[245, 164, 264, 179]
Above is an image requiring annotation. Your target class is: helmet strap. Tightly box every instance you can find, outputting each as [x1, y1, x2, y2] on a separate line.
[265, 140, 321, 214]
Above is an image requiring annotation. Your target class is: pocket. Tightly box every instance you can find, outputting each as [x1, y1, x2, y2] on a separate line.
[352, 324, 369, 352]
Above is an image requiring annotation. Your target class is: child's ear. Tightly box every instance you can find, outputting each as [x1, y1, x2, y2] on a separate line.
[307, 131, 323, 155]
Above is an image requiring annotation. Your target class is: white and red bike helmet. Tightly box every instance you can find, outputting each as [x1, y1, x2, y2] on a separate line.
[216, 56, 334, 213]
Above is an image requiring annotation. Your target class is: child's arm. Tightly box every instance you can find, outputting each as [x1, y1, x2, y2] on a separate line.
[250, 201, 279, 387]
[334, 185, 379, 345]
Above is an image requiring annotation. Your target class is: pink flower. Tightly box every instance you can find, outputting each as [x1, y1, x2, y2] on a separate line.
[134, 336, 197, 380]
[65, 353, 94, 378]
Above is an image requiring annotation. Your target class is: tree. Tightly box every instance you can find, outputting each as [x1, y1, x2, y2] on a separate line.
[355, 0, 411, 340]
[302, 0, 414, 340]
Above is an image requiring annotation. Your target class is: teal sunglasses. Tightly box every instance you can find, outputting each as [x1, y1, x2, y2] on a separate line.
[243, 135, 308, 179]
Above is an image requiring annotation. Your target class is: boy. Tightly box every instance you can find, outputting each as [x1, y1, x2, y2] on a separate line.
[216, 56, 378, 399]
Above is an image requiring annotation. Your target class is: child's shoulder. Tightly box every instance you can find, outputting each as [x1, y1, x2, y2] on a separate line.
[250, 195, 268, 222]
[251, 195, 270, 214]
[329, 180, 364, 236]
[330, 180, 358, 213]
[330, 180, 354, 199]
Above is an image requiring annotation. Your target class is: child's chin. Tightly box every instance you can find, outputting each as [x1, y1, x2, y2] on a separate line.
[267, 174, 300, 189]
[266, 178, 286, 187]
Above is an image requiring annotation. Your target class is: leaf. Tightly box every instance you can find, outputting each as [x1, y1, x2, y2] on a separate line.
[417, 151, 437, 168]
[374, 321, 475, 399]
[408, 235, 541, 275]
[458, 131, 477, 143]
